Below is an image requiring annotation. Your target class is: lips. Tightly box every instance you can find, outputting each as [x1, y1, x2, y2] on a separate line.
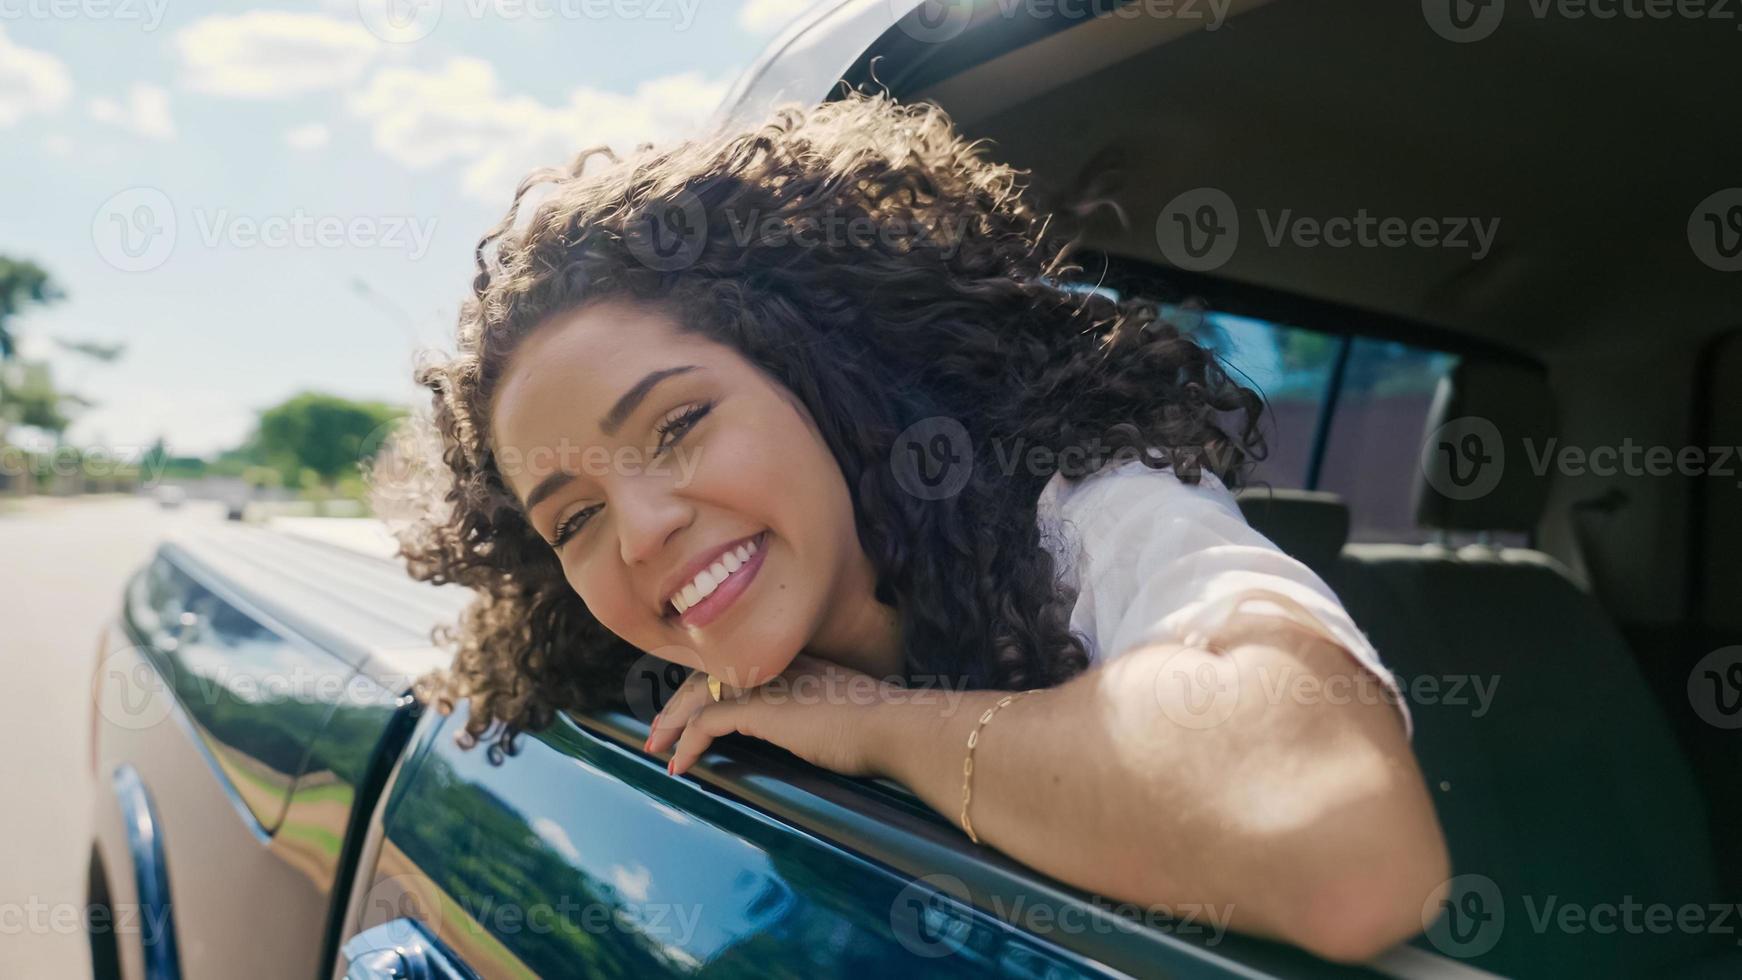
[662, 531, 768, 630]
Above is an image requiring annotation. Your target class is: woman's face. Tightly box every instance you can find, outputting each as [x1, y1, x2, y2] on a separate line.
[489, 298, 898, 686]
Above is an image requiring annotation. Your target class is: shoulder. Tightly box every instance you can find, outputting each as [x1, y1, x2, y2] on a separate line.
[1037, 456, 1247, 550]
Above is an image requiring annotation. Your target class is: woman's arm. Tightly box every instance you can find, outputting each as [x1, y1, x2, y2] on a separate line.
[863, 610, 1450, 964]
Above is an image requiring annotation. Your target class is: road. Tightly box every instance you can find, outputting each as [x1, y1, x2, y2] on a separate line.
[0, 496, 223, 979]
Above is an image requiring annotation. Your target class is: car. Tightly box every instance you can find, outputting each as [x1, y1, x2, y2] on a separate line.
[88, 3, 1741, 978]
[153, 485, 185, 511]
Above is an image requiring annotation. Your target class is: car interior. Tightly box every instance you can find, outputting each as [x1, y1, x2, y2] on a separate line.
[811, 1, 1742, 976]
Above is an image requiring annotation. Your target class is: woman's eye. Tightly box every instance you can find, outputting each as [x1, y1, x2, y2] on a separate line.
[552, 505, 600, 548]
[653, 401, 713, 454]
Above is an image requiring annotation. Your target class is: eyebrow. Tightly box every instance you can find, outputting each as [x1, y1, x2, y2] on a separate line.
[519, 364, 700, 516]
[601, 364, 698, 437]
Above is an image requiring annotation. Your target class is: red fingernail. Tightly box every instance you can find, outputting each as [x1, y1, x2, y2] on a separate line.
[667, 759, 676, 775]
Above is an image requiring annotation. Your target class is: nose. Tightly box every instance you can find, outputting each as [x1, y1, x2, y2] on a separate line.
[614, 482, 690, 567]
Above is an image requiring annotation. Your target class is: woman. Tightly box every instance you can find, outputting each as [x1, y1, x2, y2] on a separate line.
[391, 91, 1449, 963]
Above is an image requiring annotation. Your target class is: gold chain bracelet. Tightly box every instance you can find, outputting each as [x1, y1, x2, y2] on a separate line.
[959, 688, 1042, 844]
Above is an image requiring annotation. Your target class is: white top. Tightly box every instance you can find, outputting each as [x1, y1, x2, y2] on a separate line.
[1035, 457, 1412, 737]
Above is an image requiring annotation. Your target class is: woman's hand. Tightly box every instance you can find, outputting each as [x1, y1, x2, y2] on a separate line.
[643, 653, 905, 778]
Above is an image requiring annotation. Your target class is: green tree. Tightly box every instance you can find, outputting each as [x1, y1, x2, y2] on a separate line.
[0, 256, 62, 361]
[252, 391, 403, 486]
[3, 361, 71, 434]
[0, 258, 120, 444]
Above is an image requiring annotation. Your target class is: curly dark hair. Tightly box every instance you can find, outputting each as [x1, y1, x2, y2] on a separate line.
[385, 90, 1265, 754]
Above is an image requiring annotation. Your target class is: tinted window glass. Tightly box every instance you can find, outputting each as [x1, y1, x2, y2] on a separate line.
[1318, 339, 1460, 542]
[1178, 310, 1341, 489]
[1181, 310, 1463, 542]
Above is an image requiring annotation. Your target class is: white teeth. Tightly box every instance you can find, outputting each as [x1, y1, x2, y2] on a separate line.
[670, 535, 761, 616]
[693, 563, 721, 595]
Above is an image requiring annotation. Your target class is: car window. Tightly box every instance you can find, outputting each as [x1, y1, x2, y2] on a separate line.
[1318, 338, 1460, 543]
[1177, 309, 1341, 490]
[1178, 309, 1470, 543]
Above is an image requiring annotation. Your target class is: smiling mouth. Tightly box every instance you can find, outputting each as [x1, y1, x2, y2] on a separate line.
[663, 531, 768, 629]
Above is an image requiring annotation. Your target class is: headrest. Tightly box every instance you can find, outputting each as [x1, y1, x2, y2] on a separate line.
[1414, 359, 1558, 533]
[1235, 488, 1350, 571]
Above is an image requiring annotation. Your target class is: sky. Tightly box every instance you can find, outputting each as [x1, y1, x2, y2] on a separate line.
[1, 0, 817, 457]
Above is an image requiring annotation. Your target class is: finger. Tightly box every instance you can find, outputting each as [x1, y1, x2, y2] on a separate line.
[668, 702, 751, 776]
[646, 669, 710, 753]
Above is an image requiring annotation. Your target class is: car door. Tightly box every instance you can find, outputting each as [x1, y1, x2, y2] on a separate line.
[95, 527, 457, 980]
[334, 697, 1395, 979]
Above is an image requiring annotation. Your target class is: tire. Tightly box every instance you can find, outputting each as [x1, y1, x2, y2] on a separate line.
[87, 848, 121, 980]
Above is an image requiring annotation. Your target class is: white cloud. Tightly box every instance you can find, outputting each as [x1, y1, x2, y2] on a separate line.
[610, 863, 652, 903]
[175, 12, 379, 99]
[284, 122, 331, 151]
[531, 818, 581, 862]
[42, 134, 73, 157]
[0, 26, 74, 127]
[349, 57, 728, 202]
[89, 84, 176, 141]
[738, 0, 815, 33]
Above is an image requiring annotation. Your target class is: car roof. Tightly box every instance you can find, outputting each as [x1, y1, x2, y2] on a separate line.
[160, 521, 468, 690]
[719, 1, 1741, 358]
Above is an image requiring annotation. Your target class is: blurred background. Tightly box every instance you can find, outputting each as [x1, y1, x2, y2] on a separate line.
[0, 1, 811, 973]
